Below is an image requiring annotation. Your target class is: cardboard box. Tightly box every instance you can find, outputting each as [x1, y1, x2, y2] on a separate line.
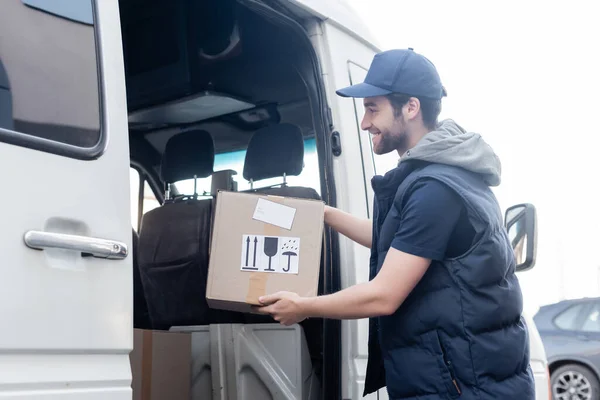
[207, 191, 324, 313]
[130, 329, 191, 400]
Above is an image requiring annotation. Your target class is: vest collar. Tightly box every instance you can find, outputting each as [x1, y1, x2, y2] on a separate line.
[371, 159, 428, 199]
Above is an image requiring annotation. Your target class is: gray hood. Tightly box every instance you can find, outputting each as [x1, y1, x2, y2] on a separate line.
[400, 119, 502, 186]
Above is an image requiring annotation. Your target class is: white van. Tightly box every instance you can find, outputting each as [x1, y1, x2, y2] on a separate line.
[0, 0, 548, 399]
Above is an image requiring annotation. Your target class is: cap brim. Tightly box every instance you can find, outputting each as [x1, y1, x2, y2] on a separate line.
[335, 82, 392, 98]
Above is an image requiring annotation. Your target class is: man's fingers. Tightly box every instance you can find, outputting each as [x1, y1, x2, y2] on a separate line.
[253, 305, 274, 315]
[250, 305, 263, 313]
[258, 292, 282, 305]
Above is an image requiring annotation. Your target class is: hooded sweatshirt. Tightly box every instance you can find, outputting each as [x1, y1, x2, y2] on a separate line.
[400, 119, 502, 186]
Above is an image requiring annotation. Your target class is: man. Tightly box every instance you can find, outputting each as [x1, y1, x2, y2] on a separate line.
[255, 49, 534, 399]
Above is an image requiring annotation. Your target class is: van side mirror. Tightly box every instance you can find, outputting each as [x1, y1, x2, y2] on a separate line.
[504, 203, 537, 272]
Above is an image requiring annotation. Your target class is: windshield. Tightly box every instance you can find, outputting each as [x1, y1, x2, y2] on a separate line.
[173, 138, 321, 196]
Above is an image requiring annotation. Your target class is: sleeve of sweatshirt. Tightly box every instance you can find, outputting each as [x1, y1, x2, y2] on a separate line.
[390, 178, 464, 261]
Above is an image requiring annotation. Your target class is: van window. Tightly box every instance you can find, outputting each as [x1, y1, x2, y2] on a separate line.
[130, 167, 161, 231]
[174, 138, 321, 196]
[21, 0, 94, 25]
[0, 0, 101, 150]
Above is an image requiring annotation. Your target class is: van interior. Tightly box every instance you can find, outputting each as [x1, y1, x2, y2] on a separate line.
[120, 0, 340, 397]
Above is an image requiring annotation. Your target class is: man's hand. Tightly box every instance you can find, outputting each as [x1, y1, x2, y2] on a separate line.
[255, 292, 308, 326]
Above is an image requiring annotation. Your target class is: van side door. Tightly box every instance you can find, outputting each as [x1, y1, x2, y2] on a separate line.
[307, 19, 391, 400]
[0, 1, 132, 398]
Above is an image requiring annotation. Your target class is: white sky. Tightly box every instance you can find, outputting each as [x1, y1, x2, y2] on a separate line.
[347, 0, 600, 314]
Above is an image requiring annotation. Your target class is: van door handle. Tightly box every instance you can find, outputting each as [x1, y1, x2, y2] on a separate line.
[23, 231, 128, 260]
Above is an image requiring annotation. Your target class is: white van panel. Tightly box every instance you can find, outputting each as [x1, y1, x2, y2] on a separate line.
[306, 19, 380, 400]
[0, 355, 131, 399]
[0, 391, 129, 400]
[289, 0, 381, 51]
[0, 0, 132, 397]
[523, 310, 550, 400]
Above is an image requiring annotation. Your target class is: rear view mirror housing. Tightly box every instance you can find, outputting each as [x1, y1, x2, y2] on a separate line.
[504, 203, 537, 272]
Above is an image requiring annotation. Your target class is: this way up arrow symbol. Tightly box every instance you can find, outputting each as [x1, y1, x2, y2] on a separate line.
[245, 237, 250, 267]
[253, 237, 258, 267]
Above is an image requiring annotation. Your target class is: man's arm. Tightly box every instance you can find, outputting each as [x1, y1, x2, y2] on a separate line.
[306, 248, 430, 318]
[255, 248, 430, 323]
[325, 205, 372, 248]
[256, 179, 466, 325]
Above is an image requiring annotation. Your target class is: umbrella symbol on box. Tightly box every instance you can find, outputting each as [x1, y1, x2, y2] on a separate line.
[281, 239, 299, 272]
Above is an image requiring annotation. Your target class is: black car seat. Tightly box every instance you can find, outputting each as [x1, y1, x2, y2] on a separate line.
[241, 123, 324, 377]
[242, 123, 321, 200]
[137, 129, 243, 329]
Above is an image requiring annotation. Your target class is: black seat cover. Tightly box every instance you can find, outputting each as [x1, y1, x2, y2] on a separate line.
[243, 123, 321, 200]
[160, 129, 215, 186]
[138, 130, 243, 329]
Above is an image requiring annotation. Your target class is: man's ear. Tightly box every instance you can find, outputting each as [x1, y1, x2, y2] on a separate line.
[405, 97, 421, 121]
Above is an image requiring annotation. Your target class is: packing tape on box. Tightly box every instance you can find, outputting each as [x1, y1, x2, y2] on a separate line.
[245, 196, 285, 304]
[141, 330, 153, 399]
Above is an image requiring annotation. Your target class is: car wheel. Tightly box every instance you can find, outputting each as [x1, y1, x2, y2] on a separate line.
[551, 364, 600, 400]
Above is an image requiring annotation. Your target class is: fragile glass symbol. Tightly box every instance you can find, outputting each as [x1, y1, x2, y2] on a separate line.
[264, 237, 278, 271]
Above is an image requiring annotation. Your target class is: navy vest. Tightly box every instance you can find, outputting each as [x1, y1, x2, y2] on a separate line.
[363, 160, 535, 400]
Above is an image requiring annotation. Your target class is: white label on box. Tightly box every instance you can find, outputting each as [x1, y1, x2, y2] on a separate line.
[252, 198, 296, 230]
[240, 234, 300, 274]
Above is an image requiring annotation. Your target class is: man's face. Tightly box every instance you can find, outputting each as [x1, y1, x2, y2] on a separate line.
[361, 96, 407, 155]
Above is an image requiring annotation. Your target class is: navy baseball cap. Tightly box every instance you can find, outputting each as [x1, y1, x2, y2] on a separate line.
[336, 48, 447, 100]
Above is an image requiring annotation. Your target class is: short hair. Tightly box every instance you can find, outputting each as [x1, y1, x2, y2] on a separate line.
[386, 93, 442, 130]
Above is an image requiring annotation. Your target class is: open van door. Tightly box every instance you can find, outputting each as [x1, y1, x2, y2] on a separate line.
[305, 17, 385, 400]
[0, 1, 133, 398]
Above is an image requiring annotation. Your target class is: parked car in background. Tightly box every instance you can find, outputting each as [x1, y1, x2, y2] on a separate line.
[534, 297, 600, 400]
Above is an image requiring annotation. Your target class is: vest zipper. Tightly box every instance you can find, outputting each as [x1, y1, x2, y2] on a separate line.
[444, 358, 462, 395]
[438, 336, 461, 396]
[444, 358, 461, 395]
[452, 376, 461, 395]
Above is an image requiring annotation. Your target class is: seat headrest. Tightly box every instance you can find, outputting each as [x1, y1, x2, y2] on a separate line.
[161, 130, 214, 184]
[243, 123, 304, 182]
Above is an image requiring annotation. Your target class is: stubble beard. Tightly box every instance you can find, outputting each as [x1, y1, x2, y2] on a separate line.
[373, 118, 408, 155]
